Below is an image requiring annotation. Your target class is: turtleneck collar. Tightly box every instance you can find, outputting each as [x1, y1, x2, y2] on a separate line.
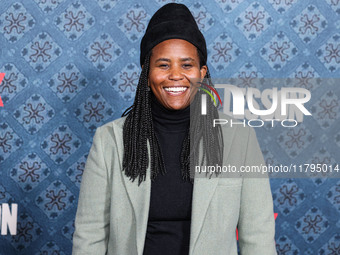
[151, 93, 190, 132]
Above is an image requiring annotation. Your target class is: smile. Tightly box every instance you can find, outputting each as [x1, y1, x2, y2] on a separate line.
[164, 87, 188, 94]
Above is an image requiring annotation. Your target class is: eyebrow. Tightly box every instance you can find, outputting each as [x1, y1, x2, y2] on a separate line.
[155, 57, 196, 63]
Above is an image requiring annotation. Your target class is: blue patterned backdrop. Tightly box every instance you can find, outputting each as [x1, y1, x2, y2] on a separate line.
[0, 0, 339, 254]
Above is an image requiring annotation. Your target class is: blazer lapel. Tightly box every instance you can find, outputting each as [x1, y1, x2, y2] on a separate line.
[122, 172, 150, 255]
[114, 120, 151, 255]
[120, 138, 151, 255]
[189, 125, 237, 255]
[189, 173, 218, 255]
[122, 168, 151, 255]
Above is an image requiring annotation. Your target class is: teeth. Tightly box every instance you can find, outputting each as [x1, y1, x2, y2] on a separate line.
[164, 87, 187, 92]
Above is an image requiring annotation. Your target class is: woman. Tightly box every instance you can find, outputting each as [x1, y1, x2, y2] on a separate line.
[72, 3, 277, 255]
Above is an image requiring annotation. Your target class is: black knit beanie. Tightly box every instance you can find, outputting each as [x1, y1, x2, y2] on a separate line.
[140, 3, 207, 66]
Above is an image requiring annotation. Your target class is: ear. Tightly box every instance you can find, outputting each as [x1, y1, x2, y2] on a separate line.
[200, 65, 207, 79]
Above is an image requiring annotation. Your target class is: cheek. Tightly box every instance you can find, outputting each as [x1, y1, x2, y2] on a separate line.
[148, 73, 165, 89]
[189, 69, 203, 79]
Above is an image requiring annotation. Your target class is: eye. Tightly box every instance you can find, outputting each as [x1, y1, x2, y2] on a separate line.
[158, 63, 169, 68]
[183, 63, 193, 69]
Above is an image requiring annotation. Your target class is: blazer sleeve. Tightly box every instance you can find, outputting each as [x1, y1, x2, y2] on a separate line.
[237, 127, 277, 255]
[72, 126, 111, 255]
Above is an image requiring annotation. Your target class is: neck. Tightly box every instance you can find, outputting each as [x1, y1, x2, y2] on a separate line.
[151, 93, 190, 132]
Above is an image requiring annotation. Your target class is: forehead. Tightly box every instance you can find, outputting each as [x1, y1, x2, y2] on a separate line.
[151, 39, 198, 58]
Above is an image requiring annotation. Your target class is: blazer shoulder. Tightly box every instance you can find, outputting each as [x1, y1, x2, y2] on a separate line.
[95, 116, 127, 135]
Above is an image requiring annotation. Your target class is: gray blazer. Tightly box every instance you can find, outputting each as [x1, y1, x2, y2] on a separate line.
[72, 115, 277, 255]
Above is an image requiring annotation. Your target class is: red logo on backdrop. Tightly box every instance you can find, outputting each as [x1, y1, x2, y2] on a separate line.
[0, 73, 4, 107]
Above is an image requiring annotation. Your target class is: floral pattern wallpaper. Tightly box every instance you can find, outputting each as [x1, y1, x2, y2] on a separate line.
[0, 0, 339, 254]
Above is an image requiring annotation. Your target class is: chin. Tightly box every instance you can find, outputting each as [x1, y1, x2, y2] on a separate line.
[168, 103, 189, 110]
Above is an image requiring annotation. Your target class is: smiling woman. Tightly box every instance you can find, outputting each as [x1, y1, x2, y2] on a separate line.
[72, 3, 277, 255]
[148, 39, 207, 110]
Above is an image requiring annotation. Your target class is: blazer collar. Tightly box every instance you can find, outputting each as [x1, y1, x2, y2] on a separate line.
[121, 141, 151, 255]
[122, 169, 151, 255]
[113, 119, 151, 255]
[189, 126, 236, 254]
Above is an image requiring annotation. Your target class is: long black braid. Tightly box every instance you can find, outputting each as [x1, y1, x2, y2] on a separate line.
[122, 50, 223, 185]
[181, 68, 224, 181]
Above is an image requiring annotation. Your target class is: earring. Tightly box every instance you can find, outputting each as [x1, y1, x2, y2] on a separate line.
[147, 86, 150, 91]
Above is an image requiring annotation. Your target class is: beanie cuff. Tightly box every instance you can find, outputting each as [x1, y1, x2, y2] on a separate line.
[140, 22, 207, 66]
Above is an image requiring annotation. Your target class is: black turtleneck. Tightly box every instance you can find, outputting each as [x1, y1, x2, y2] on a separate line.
[142, 94, 193, 255]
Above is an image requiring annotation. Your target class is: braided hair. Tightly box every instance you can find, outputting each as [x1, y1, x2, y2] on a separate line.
[122, 50, 223, 185]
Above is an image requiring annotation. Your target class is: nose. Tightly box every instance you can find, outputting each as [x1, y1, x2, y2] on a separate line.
[168, 66, 184, 80]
